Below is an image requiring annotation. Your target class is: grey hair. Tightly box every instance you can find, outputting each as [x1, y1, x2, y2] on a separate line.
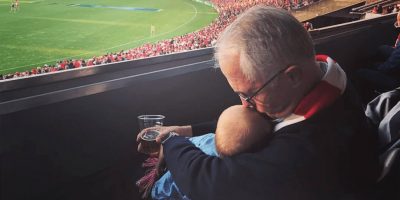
[215, 6, 315, 82]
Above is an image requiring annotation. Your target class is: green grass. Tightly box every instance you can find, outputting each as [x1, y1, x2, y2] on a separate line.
[0, 0, 217, 74]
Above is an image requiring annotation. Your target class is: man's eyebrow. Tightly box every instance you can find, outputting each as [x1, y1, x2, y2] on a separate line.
[235, 91, 252, 98]
[234, 90, 246, 95]
[235, 88, 256, 95]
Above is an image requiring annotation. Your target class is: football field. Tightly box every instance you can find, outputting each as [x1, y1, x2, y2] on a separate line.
[0, 0, 217, 74]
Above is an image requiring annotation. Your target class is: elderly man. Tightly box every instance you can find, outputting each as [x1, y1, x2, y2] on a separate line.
[137, 6, 378, 200]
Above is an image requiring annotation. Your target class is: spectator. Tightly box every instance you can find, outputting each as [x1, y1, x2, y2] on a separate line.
[372, 5, 378, 14]
[386, 5, 394, 14]
[303, 21, 314, 30]
[137, 6, 378, 200]
[356, 12, 400, 99]
[377, 4, 383, 14]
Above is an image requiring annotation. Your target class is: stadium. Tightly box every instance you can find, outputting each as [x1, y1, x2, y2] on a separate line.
[1, 0, 400, 199]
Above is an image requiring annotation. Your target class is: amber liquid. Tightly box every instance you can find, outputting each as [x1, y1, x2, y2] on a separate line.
[140, 130, 160, 154]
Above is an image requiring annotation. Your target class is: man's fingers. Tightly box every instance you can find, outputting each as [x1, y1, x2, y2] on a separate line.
[137, 142, 143, 153]
[136, 127, 156, 142]
[155, 132, 170, 143]
[136, 130, 145, 142]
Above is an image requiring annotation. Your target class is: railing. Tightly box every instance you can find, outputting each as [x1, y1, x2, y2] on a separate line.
[351, 0, 396, 13]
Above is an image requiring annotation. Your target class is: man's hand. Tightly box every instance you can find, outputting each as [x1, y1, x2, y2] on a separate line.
[137, 125, 192, 154]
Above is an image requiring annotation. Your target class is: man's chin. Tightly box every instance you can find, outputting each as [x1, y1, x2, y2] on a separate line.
[265, 110, 291, 120]
[258, 112, 274, 120]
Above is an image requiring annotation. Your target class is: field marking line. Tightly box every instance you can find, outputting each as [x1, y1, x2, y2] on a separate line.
[1, 1, 203, 72]
[0, 0, 36, 2]
[19, 16, 137, 26]
[0, 44, 95, 55]
[194, 11, 216, 14]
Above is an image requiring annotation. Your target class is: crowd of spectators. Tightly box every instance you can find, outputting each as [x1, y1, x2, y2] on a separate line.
[371, 4, 400, 14]
[368, 1, 400, 15]
[0, 0, 316, 81]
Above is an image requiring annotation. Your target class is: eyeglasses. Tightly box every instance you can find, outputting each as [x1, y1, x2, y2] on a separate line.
[237, 66, 288, 108]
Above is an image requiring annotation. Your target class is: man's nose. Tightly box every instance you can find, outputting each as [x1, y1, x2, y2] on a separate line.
[241, 99, 255, 109]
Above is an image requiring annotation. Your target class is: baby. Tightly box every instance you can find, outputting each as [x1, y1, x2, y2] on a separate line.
[151, 105, 273, 199]
[215, 105, 272, 157]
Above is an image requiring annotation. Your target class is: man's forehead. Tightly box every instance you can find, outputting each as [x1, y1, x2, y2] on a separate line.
[218, 53, 241, 76]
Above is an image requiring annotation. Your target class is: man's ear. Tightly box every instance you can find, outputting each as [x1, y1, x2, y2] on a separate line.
[284, 65, 302, 87]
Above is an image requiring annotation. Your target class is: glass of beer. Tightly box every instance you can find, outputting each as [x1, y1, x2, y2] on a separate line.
[140, 130, 160, 154]
[138, 115, 165, 131]
[138, 115, 165, 154]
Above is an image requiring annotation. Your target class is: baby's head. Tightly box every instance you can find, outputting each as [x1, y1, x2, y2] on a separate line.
[215, 105, 273, 157]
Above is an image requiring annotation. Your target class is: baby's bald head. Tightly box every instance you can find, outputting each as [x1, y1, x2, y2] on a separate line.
[215, 105, 273, 157]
